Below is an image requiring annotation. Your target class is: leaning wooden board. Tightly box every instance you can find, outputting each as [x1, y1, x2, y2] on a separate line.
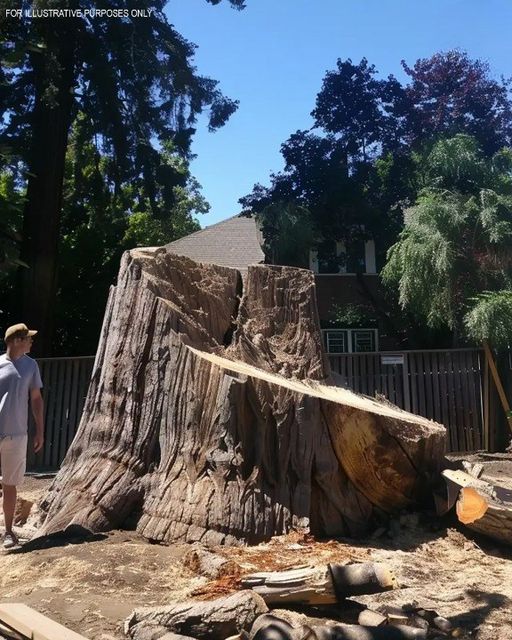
[0, 603, 89, 640]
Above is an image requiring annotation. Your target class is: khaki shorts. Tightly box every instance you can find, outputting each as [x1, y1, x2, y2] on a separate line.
[0, 435, 28, 487]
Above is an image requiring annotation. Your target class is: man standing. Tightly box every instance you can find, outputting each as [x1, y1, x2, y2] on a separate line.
[0, 323, 44, 548]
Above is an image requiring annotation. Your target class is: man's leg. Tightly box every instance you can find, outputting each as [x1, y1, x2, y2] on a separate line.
[2, 484, 16, 534]
[0, 435, 27, 542]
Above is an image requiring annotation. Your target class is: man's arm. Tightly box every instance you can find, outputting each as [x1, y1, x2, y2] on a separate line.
[30, 387, 44, 453]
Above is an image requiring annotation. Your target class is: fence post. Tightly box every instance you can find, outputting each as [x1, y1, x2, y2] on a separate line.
[402, 352, 411, 412]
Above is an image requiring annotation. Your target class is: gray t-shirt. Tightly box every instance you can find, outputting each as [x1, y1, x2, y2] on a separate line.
[0, 354, 43, 437]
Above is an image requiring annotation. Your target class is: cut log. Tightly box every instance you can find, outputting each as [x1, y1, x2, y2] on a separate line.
[329, 563, 398, 599]
[38, 250, 446, 544]
[127, 627, 197, 640]
[241, 563, 397, 606]
[242, 566, 336, 606]
[357, 610, 388, 627]
[183, 547, 241, 580]
[441, 469, 512, 546]
[249, 614, 299, 640]
[125, 591, 268, 640]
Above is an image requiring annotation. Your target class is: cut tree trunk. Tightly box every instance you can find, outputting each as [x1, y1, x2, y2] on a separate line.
[38, 249, 446, 544]
[183, 547, 241, 580]
[241, 563, 397, 606]
[441, 469, 512, 546]
[125, 591, 268, 640]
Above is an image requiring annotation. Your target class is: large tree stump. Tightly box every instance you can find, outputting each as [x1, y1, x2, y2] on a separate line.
[38, 248, 446, 544]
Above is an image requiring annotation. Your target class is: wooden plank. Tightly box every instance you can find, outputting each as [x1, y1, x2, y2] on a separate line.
[416, 352, 427, 418]
[461, 351, 475, 451]
[423, 352, 435, 420]
[0, 603, 89, 640]
[473, 349, 485, 450]
[483, 352, 490, 450]
[357, 355, 365, 394]
[367, 354, 375, 397]
[51, 359, 67, 469]
[66, 359, 81, 451]
[394, 360, 404, 409]
[483, 340, 512, 435]
[31, 360, 47, 469]
[347, 355, 354, 390]
[354, 355, 362, 394]
[438, 352, 455, 451]
[402, 353, 411, 412]
[43, 359, 59, 468]
[408, 352, 419, 415]
[57, 360, 74, 468]
[454, 352, 468, 451]
[446, 351, 466, 451]
[430, 352, 442, 424]
[78, 359, 93, 418]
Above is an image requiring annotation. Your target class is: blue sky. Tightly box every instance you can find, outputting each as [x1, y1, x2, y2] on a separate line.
[167, 0, 512, 227]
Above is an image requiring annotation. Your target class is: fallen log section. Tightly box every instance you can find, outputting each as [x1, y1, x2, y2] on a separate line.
[441, 468, 512, 546]
[38, 249, 446, 545]
[241, 563, 397, 606]
[125, 590, 268, 640]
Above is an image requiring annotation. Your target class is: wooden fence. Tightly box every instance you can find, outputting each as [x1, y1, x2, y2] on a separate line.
[328, 348, 512, 452]
[22, 349, 511, 471]
[27, 356, 95, 471]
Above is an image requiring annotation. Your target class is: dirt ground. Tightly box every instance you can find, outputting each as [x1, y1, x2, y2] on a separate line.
[1, 477, 512, 640]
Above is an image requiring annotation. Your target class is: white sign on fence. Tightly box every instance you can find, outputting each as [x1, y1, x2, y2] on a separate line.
[381, 355, 404, 366]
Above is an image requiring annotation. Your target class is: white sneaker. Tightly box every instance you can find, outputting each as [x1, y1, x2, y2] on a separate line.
[3, 532, 19, 549]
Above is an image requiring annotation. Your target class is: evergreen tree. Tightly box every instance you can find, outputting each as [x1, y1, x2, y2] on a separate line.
[0, 0, 243, 353]
[382, 135, 512, 347]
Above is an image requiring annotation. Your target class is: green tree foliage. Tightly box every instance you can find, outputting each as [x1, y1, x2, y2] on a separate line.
[312, 58, 395, 161]
[465, 291, 512, 349]
[55, 116, 205, 354]
[0, 0, 243, 353]
[382, 135, 512, 346]
[242, 51, 512, 275]
[0, 171, 25, 275]
[255, 202, 313, 267]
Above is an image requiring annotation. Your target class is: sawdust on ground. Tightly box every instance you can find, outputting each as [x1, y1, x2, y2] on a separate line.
[1, 478, 512, 640]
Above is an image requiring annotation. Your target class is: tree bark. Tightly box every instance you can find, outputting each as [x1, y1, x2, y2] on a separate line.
[125, 591, 268, 640]
[38, 249, 446, 544]
[19, 19, 78, 355]
[241, 563, 397, 606]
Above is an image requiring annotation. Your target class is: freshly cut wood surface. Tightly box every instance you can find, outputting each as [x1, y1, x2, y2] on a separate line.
[442, 469, 512, 546]
[38, 250, 446, 545]
[186, 347, 445, 514]
[0, 603, 89, 640]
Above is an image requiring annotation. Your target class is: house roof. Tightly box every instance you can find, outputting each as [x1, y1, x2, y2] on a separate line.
[165, 213, 265, 274]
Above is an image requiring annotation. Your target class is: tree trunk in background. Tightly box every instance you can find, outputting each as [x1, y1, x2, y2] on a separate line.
[19, 23, 77, 356]
[38, 250, 446, 544]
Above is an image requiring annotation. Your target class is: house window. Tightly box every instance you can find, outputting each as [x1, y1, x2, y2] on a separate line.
[323, 329, 378, 354]
[352, 329, 376, 352]
[325, 330, 348, 354]
[309, 238, 376, 274]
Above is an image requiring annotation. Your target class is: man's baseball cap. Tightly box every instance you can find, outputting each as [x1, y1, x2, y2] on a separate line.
[4, 323, 38, 341]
